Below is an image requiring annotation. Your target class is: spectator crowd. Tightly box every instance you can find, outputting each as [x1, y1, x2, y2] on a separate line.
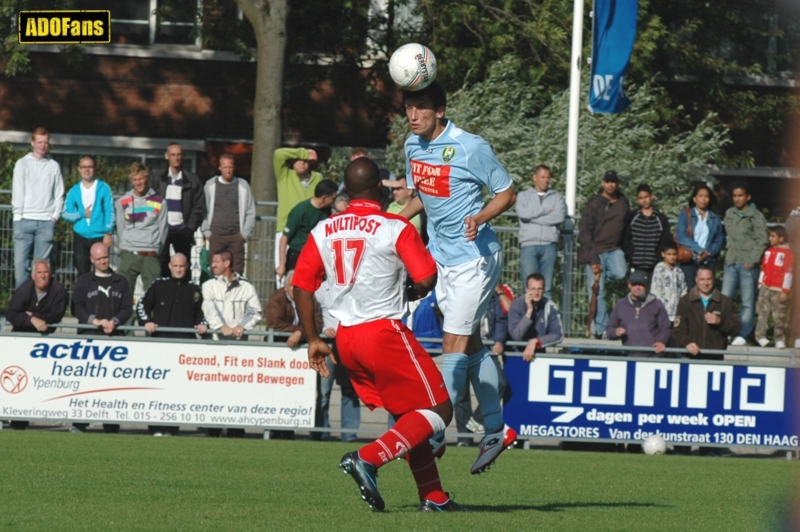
[7, 125, 796, 442]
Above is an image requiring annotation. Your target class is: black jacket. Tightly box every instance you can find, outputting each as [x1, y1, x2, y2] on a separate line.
[7, 278, 67, 333]
[71, 271, 132, 335]
[578, 192, 630, 265]
[137, 276, 206, 338]
[148, 167, 206, 232]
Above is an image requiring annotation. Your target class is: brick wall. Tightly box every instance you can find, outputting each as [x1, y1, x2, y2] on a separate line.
[0, 52, 396, 148]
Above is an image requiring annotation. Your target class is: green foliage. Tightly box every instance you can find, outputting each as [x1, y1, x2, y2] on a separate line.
[417, 0, 574, 90]
[410, 0, 800, 167]
[196, 0, 256, 59]
[0, 0, 91, 76]
[0, 141, 26, 194]
[387, 56, 731, 218]
[0, 142, 27, 307]
[635, 0, 800, 165]
[316, 147, 352, 184]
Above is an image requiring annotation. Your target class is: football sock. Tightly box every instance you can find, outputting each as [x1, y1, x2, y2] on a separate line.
[407, 443, 448, 504]
[471, 347, 505, 434]
[359, 410, 444, 466]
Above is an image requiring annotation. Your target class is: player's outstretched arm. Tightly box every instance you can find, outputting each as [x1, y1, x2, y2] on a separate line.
[294, 287, 334, 377]
[398, 194, 424, 220]
[464, 187, 516, 241]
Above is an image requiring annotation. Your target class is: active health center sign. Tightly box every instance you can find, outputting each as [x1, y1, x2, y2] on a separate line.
[504, 356, 799, 448]
[0, 335, 316, 429]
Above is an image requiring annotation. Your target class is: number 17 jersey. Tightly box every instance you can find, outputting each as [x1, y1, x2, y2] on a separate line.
[292, 199, 437, 327]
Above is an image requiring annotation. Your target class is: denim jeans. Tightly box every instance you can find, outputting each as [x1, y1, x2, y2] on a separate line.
[722, 262, 758, 339]
[14, 219, 54, 288]
[440, 347, 504, 435]
[520, 243, 558, 299]
[585, 248, 628, 335]
[315, 356, 360, 441]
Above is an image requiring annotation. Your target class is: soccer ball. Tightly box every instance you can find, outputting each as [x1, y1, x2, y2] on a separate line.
[388, 43, 438, 91]
[643, 434, 667, 455]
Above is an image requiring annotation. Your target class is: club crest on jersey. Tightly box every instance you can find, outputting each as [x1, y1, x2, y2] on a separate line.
[441, 146, 456, 163]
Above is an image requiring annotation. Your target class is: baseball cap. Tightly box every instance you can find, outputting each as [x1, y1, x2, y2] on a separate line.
[629, 270, 649, 285]
[603, 170, 619, 183]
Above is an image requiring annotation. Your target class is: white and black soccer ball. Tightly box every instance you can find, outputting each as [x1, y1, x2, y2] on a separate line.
[643, 434, 667, 455]
[388, 43, 438, 91]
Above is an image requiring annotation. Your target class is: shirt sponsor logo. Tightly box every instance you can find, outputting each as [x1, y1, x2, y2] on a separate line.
[410, 159, 451, 198]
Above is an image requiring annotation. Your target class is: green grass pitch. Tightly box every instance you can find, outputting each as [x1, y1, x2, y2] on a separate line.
[1, 431, 795, 531]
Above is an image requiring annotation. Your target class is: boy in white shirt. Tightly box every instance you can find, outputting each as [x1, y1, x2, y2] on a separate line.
[650, 240, 688, 324]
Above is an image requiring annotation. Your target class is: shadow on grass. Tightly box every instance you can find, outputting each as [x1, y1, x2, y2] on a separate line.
[457, 501, 670, 513]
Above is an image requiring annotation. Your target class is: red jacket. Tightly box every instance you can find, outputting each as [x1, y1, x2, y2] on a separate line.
[759, 245, 794, 293]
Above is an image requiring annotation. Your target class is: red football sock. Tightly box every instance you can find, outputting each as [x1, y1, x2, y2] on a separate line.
[407, 443, 448, 504]
[358, 411, 434, 466]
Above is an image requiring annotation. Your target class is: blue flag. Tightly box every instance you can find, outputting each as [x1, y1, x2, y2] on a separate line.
[589, 0, 638, 113]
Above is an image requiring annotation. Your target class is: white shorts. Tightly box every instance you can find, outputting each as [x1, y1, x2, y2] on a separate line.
[435, 250, 502, 336]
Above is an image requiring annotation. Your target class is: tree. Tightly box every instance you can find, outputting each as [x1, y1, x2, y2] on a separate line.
[417, 0, 574, 90]
[642, 0, 800, 166]
[410, 0, 799, 167]
[0, 0, 287, 203]
[235, 0, 287, 204]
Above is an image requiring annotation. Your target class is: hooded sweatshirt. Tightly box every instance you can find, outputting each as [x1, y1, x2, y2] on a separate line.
[115, 188, 168, 253]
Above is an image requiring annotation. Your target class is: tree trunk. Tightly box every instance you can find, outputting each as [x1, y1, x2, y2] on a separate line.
[236, 0, 287, 297]
[236, 0, 287, 204]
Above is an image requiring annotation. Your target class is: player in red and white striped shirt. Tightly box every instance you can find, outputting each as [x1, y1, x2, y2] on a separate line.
[293, 158, 465, 512]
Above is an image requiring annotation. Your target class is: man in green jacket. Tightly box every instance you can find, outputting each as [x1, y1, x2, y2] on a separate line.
[721, 181, 768, 346]
[273, 147, 323, 286]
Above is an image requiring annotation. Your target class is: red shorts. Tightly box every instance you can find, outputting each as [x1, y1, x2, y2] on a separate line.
[335, 319, 449, 416]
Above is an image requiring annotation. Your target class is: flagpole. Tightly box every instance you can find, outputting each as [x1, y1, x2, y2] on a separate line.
[565, 0, 584, 217]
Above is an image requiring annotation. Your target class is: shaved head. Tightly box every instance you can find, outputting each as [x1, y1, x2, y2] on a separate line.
[169, 252, 189, 280]
[344, 158, 382, 199]
[170, 253, 188, 266]
[89, 242, 111, 274]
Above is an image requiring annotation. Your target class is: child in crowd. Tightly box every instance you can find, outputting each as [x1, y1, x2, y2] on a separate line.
[755, 226, 793, 348]
[650, 240, 687, 325]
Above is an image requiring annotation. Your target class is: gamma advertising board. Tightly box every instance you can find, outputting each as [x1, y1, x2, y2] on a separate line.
[18, 11, 111, 44]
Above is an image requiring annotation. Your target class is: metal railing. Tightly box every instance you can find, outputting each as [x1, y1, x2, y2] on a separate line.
[0, 205, 591, 335]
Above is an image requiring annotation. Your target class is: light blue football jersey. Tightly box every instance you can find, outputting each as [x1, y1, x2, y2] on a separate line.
[404, 120, 513, 266]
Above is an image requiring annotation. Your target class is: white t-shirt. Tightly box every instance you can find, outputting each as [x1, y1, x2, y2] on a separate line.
[80, 180, 97, 225]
